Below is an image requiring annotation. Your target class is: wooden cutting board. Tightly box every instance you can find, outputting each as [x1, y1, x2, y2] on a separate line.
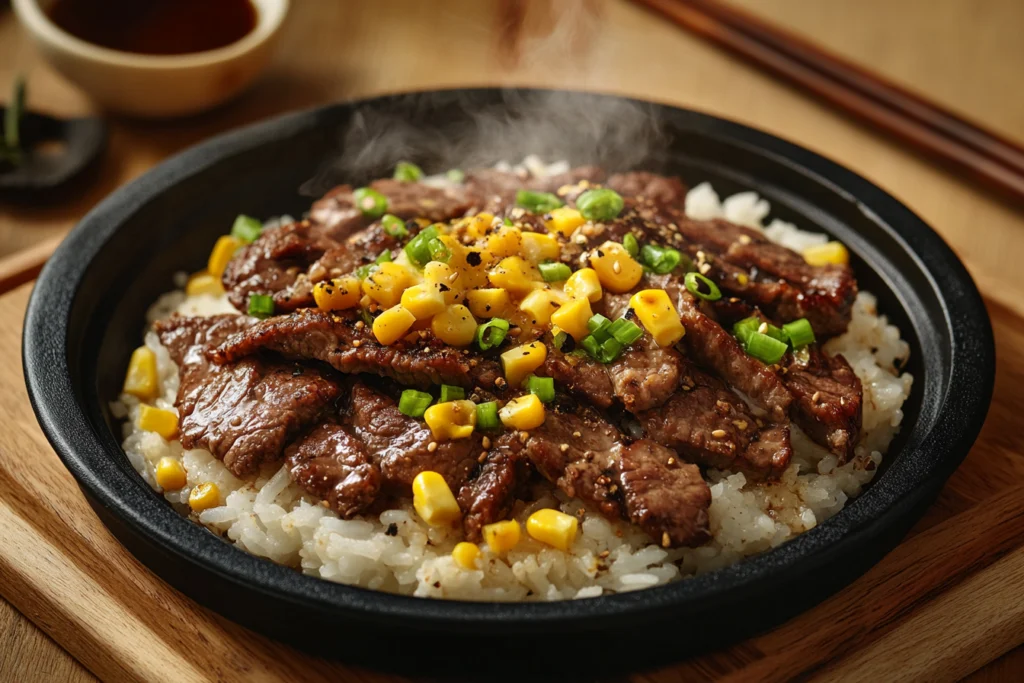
[0, 278, 1021, 683]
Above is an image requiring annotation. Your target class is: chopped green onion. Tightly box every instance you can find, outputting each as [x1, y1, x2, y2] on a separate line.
[576, 188, 624, 222]
[538, 262, 571, 282]
[622, 233, 639, 258]
[503, 217, 514, 227]
[231, 214, 263, 244]
[353, 187, 388, 218]
[764, 323, 787, 343]
[398, 389, 433, 418]
[745, 332, 788, 365]
[393, 161, 423, 182]
[427, 237, 451, 263]
[359, 308, 374, 326]
[684, 271, 722, 301]
[597, 337, 624, 363]
[587, 314, 612, 342]
[381, 214, 408, 238]
[526, 375, 556, 403]
[580, 335, 600, 359]
[640, 244, 685, 275]
[476, 401, 500, 430]
[375, 249, 392, 264]
[446, 168, 466, 184]
[783, 318, 816, 348]
[3, 76, 25, 164]
[404, 225, 439, 266]
[248, 294, 274, 319]
[516, 190, 563, 214]
[607, 318, 643, 345]
[733, 316, 760, 345]
[475, 318, 510, 351]
[439, 384, 465, 403]
[552, 329, 568, 351]
[355, 263, 378, 279]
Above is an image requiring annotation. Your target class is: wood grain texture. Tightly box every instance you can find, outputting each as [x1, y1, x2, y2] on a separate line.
[0, 0, 1021, 679]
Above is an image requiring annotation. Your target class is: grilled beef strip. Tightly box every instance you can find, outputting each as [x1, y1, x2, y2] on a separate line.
[155, 315, 342, 477]
[782, 345, 862, 461]
[606, 171, 688, 206]
[285, 421, 382, 519]
[457, 433, 532, 541]
[212, 309, 503, 390]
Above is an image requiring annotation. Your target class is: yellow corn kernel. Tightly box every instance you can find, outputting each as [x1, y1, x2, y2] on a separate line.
[432, 304, 478, 347]
[123, 346, 158, 399]
[401, 283, 446, 320]
[802, 241, 849, 266]
[312, 276, 361, 312]
[519, 288, 567, 325]
[412, 471, 462, 526]
[590, 241, 644, 293]
[499, 393, 546, 430]
[424, 400, 478, 440]
[373, 304, 416, 346]
[546, 207, 586, 237]
[452, 541, 481, 569]
[466, 288, 512, 319]
[564, 267, 603, 303]
[463, 212, 496, 240]
[362, 262, 415, 308]
[630, 289, 685, 347]
[500, 342, 548, 387]
[207, 235, 242, 278]
[138, 405, 178, 439]
[188, 482, 221, 512]
[485, 225, 523, 259]
[550, 297, 594, 341]
[489, 256, 541, 296]
[521, 232, 560, 263]
[424, 261, 462, 304]
[483, 520, 521, 554]
[526, 508, 579, 551]
[442, 236, 490, 290]
[185, 271, 224, 297]
[155, 457, 187, 491]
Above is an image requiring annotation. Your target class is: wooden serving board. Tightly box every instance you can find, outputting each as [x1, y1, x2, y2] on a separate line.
[0, 279, 1020, 683]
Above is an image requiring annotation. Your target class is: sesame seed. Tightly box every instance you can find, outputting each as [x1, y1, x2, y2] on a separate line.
[354, 320, 365, 330]
[572, 431, 582, 438]
[733, 420, 749, 430]
[667, 457, 676, 465]
[482, 436, 492, 449]
[812, 391, 821, 403]
[738, 234, 752, 245]
[427, 442, 438, 453]
[560, 443, 570, 452]
[699, 262, 712, 274]
[757, 322, 768, 334]
[612, 261, 622, 274]
[519, 431, 530, 441]
[661, 532, 671, 547]
[352, 340, 362, 348]
[712, 429, 727, 438]
[599, 550, 610, 558]
[478, 452, 487, 462]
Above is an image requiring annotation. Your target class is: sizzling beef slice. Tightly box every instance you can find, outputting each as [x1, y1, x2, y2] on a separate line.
[155, 315, 341, 477]
[285, 422, 382, 518]
[539, 348, 615, 409]
[638, 360, 792, 480]
[310, 179, 475, 232]
[212, 309, 502, 389]
[618, 440, 711, 547]
[782, 346, 862, 461]
[466, 166, 607, 212]
[606, 171, 688, 206]
[457, 433, 530, 541]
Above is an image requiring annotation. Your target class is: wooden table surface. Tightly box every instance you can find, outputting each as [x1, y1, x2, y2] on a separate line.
[1, 0, 1022, 680]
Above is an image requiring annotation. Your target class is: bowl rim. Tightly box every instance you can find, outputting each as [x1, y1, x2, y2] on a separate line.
[23, 87, 995, 630]
[12, 0, 289, 70]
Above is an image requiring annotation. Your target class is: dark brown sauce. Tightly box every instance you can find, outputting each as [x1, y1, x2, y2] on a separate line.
[47, 0, 257, 56]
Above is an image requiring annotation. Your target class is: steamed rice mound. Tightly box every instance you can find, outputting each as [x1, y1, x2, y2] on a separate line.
[111, 179, 913, 602]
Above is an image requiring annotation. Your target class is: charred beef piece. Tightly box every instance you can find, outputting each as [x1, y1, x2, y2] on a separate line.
[285, 422, 382, 518]
[783, 346, 863, 461]
[155, 315, 341, 477]
[606, 171, 688, 206]
[310, 179, 476, 232]
[638, 360, 792, 480]
[539, 348, 616, 409]
[465, 166, 606, 212]
[212, 309, 502, 390]
[457, 433, 531, 541]
[520, 402, 712, 547]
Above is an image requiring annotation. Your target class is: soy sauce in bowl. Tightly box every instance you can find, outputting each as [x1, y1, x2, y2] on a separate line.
[47, 0, 257, 55]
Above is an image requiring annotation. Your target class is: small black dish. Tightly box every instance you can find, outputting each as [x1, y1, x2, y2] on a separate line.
[0, 109, 106, 196]
[23, 89, 994, 672]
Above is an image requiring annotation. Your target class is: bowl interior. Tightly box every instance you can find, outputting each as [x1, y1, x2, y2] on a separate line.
[25, 90, 992, 651]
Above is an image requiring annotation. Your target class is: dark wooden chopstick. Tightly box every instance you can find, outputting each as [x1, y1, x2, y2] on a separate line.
[631, 0, 1024, 203]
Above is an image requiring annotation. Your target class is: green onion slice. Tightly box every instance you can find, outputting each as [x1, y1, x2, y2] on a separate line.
[446, 168, 466, 184]
[3, 76, 25, 164]
[355, 263, 378, 280]
[597, 337, 624, 363]
[607, 318, 643, 345]
[231, 215, 263, 244]
[538, 262, 571, 282]
[398, 389, 433, 418]
[622, 233, 639, 258]
[516, 190, 563, 214]
[247, 294, 275, 319]
[476, 401, 501, 430]
[375, 249, 392, 264]
[404, 225, 439, 266]
[381, 214, 409, 238]
[551, 329, 568, 351]
[475, 318, 510, 351]
[353, 187, 388, 218]
[587, 314, 612, 342]
[733, 317, 760, 346]
[576, 188, 624, 222]
[580, 335, 600, 359]
[684, 271, 722, 301]
[745, 332, 788, 365]
[783, 318, 816, 348]
[503, 217, 514, 227]
[393, 161, 423, 182]
[526, 375, 555, 403]
[427, 237, 451, 263]
[439, 384, 465, 403]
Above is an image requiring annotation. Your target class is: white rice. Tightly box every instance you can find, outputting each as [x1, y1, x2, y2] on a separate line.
[112, 174, 913, 602]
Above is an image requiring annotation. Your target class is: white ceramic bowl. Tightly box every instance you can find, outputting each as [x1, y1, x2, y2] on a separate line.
[13, 0, 289, 118]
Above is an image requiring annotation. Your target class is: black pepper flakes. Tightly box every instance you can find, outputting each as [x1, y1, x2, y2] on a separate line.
[385, 523, 399, 536]
[466, 251, 483, 266]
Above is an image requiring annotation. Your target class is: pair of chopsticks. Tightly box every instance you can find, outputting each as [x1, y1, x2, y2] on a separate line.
[631, 0, 1024, 203]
